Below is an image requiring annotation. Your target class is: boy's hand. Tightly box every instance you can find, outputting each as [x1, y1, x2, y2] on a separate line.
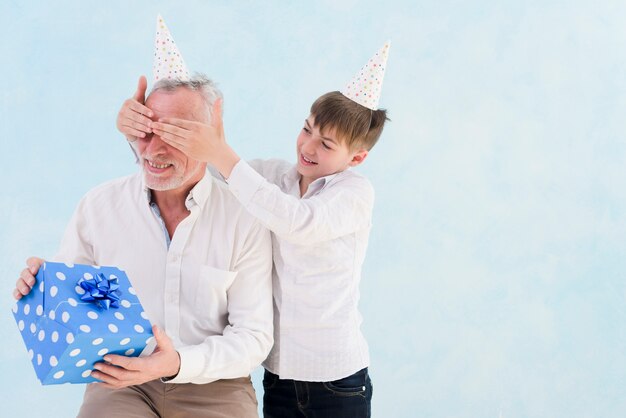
[13, 257, 44, 300]
[152, 99, 241, 178]
[91, 326, 180, 389]
[116, 75, 154, 142]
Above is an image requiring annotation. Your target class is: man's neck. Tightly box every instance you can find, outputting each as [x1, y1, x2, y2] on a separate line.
[151, 181, 198, 239]
[152, 185, 193, 213]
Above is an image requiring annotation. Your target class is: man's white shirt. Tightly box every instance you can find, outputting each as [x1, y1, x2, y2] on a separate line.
[54, 172, 274, 384]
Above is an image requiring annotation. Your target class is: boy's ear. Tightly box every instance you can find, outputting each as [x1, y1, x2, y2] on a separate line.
[348, 149, 368, 167]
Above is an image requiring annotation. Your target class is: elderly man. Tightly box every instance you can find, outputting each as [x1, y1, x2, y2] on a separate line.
[13, 75, 273, 418]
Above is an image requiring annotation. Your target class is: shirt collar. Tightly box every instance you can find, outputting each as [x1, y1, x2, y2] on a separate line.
[142, 170, 213, 210]
[280, 165, 341, 197]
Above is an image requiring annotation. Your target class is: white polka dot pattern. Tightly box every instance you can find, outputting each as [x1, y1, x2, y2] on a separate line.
[12, 262, 155, 384]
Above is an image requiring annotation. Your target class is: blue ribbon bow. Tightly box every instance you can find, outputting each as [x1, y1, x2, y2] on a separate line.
[77, 273, 122, 310]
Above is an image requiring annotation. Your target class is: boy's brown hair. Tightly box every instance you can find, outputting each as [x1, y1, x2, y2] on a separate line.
[310, 91, 389, 151]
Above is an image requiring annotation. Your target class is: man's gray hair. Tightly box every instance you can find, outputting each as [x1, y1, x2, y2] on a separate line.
[150, 74, 223, 122]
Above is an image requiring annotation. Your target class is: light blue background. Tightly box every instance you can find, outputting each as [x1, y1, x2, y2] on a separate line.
[1, 1, 625, 417]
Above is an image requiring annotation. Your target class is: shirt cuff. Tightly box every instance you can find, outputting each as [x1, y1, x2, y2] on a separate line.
[226, 160, 266, 207]
[163, 345, 205, 384]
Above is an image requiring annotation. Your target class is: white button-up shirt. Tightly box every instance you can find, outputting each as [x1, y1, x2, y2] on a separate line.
[226, 159, 373, 381]
[53, 172, 273, 384]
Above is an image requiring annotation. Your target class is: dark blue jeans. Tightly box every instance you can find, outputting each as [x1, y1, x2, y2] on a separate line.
[262, 368, 372, 418]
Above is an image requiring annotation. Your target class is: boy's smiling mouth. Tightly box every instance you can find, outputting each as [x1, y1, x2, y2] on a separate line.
[300, 154, 317, 165]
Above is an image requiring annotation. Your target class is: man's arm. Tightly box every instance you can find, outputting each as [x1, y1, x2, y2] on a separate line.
[170, 219, 273, 383]
[97, 218, 274, 386]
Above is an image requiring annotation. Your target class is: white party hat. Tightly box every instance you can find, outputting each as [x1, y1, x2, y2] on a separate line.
[341, 41, 390, 110]
[153, 14, 190, 83]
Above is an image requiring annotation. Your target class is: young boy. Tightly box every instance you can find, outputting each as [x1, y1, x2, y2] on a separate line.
[118, 42, 390, 417]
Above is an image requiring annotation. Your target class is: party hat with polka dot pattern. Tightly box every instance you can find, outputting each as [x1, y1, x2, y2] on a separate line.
[341, 41, 390, 110]
[153, 14, 190, 83]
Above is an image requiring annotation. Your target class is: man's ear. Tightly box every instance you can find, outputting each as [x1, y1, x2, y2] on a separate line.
[348, 149, 368, 167]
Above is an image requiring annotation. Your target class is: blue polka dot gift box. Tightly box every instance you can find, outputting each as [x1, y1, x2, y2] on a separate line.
[11, 261, 154, 385]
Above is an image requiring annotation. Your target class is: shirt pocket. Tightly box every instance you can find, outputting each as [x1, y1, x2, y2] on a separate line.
[195, 265, 238, 310]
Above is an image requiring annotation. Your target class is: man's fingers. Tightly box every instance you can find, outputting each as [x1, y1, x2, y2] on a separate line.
[15, 279, 32, 296]
[133, 75, 148, 105]
[13, 288, 23, 300]
[153, 326, 174, 351]
[103, 354, 141, 371]
[19, 268, 36, 287]
[90, 370, 124, 388]
[93, 361, 136, 378]
[26, 257, 43, 275]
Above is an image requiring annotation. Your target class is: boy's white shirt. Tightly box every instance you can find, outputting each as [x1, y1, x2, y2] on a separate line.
[226, 158, 373, 381]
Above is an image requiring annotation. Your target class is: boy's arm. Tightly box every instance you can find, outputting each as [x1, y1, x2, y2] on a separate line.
[149, 104, 373, 243]
[227, 159, 374, 245]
